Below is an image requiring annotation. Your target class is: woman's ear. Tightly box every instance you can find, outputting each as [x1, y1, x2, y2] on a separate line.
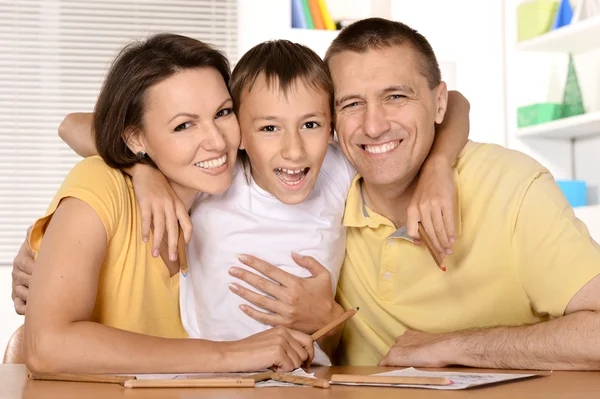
[122, 127, 146, 155]
[239, 134, 246, 150]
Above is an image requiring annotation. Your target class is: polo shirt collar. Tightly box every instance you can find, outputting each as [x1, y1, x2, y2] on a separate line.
[343, 171, 463, 236]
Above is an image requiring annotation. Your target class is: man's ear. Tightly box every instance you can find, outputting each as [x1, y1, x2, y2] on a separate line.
[122, 127, 146, 155]
[434, 81, 448, 124]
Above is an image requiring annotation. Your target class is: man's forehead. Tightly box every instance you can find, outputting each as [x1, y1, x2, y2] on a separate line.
[329, 46, 420, 95]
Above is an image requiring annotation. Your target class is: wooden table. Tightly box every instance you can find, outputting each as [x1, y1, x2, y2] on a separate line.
[3, 364, 600, 398]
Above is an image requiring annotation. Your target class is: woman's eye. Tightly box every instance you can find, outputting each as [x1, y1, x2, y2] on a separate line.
[215, 108, 233, 118]
[260, 125, 278, 132]
[302, 121, 320, 129]
[174, 122, 192, 132]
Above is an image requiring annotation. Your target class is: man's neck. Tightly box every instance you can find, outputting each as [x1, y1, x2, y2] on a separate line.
[362, 176, 418, 228]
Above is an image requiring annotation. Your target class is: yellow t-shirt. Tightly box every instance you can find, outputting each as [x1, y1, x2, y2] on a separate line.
[29, 156, 187, 339]
[336, 141, 600, 366]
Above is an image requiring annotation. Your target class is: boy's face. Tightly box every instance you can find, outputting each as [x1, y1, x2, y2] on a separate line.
[238, 74, 332, 204]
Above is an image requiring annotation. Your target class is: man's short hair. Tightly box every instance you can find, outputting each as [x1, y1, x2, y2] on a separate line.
[324, 18, 441, 89]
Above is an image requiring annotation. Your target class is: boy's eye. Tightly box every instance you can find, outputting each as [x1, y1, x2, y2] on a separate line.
[174, 122, 192, 132]
[260, 125, 278, 132]
[301, 121, 320, 129]
[215, 108, 233, 118]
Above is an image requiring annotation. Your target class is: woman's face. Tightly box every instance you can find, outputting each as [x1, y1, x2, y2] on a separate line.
[134, 67, 240, 199]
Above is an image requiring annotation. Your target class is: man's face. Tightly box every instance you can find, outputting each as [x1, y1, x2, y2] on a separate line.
[329, 45, 447, 188]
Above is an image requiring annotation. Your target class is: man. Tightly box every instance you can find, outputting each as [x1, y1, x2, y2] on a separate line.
[326, 18, 600, 369]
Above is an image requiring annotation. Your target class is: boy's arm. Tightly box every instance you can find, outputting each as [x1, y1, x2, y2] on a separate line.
[58, 112, 193, 255]
[406, 90, 470, 256]
[58, 113, 97, 157]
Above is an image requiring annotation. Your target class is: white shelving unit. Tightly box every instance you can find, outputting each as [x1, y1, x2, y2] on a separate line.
[516, 15, 600, 53]
[516, 110, 600, 139]
[505, 0, 600, 214]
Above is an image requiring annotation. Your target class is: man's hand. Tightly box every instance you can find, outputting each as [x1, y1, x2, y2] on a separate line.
[379, 330, 454, 368]
[12, 228, 35, 315]
[406, 157, 456, 258]
[129, 164, 192, 261]
[228, 253, 343, 334]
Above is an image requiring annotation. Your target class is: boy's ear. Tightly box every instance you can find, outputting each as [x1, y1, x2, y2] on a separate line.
[122, 127, 146, 155]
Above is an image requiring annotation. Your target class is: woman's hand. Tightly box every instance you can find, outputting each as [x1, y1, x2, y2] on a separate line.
[228, 253, 344, 335]
[128, 164, 193, 261]
[224, 326, 314, 372]
[406, 157, 456, 258]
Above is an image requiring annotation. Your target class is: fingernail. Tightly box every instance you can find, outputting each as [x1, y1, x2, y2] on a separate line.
[143, 236, 149, 243]
[152, 249, 159, 257]
[239, 304, 247, 312]
[293, 252, 304, 259]
[450, 237, 456, 243]
[237, 254, 248, 262]
[229, 283, 239, 292]
[170, 253, 177, 261]
[440, 253, 446, 259]
[446, 249, 452, 255]
[229, 267, 239, 276]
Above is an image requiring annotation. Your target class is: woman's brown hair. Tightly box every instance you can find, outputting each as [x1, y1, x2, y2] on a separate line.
[93, 33, 231, 169]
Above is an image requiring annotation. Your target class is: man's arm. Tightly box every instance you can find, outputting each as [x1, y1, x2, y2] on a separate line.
[406, 90, 470, 254]
[58, 113, 97, 157]
[382, 173, 600, 370]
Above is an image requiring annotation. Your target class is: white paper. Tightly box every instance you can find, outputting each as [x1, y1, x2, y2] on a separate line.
[133, 367, 316, 388]
[331, 367, 538, 390]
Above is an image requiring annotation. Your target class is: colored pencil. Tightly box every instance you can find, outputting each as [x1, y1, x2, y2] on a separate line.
[311, 307, 358, 341]
[271, 373, 330, 388]
[418, 222, 446, 271]
[122, 378, 255, 388]
[330, 374, 453, 386]
[28, 372, 135, 384]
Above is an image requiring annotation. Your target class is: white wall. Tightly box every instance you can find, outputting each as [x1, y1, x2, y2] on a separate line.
[390, 0, 507, 146]
[0, 267, 24, 356]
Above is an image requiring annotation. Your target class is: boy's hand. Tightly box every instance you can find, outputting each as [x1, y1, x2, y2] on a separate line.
[128, 164, 192, 261]
[406, 157, 456, 258]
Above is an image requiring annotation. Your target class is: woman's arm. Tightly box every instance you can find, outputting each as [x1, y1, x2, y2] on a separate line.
[24, 197, 313, 374]
[58, 113, 97, 158]
[406, 90, 470, 255]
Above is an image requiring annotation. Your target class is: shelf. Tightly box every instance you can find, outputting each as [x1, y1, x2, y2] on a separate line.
[516, 111, 600, 139]
[516, 16, 600, 54]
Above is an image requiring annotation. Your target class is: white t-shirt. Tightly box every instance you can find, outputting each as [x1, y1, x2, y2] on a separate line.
[180, 143, 355, 347]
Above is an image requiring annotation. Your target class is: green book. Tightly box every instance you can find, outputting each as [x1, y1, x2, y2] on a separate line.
[301, 0, 314, 29]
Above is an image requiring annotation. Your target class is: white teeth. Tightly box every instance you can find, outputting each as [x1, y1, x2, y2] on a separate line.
[278, 168, 304, 174]
[363, 140, 400, 154]
[195, 154, 227, 169]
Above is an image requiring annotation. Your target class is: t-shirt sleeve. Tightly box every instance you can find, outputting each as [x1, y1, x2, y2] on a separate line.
[513, 171, 600, 317]
[29, 156, 126, 253]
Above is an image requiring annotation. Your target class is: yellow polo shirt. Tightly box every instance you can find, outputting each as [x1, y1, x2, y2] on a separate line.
[335, 141, 600, 366]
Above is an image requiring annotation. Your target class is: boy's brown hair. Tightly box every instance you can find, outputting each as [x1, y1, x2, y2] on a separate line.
[94, 33, 231, 169]
[230, 40, 333, 173]
[324, 17, 441, 89]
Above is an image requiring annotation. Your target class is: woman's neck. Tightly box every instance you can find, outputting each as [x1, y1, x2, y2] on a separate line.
[169, 181, 198, 212]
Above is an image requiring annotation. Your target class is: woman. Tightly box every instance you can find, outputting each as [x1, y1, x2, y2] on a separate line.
[23, 33, 314, 374]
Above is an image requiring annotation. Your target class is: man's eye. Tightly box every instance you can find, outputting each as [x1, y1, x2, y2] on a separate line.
[390, 94, 407, 100]
[174, 122, 192, 132]
[343, 102, 360, 110]
[260, 125, 278, 132]
[302, 121, 320, 129]
[215, 108, 233, 118]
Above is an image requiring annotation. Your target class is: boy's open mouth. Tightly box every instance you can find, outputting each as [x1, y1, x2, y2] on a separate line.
[274, 167, 310, 186]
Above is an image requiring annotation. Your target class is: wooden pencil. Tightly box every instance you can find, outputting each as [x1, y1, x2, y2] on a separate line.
[418, 222, 446, 271]
[330, 374, 453, 386]
[311, 307, 358, 341]
[246, 371, 273, 382]
[271, 373, 330, 388]
[122, 378, 255, 388]
[28, 372, 136, 384]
